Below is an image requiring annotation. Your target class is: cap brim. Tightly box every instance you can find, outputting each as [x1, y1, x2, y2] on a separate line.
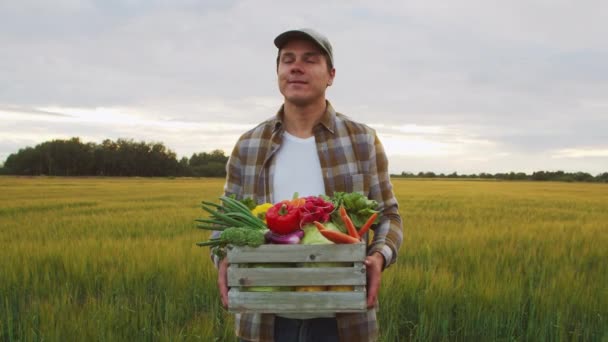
[274, 29, 334, 67]
[274, 30, 318, 49]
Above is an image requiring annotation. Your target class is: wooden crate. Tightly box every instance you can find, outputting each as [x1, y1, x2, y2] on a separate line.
[227, 243, 367, 313]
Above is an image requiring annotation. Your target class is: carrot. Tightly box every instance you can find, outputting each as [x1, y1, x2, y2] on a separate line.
[339, 206, 360, 239]
[319, 229, 361, 244]
[357, 213, 378, 237]
[289, 197, 306, 208]
[313, 221, 329, 231]
[314, 221, 360, 244]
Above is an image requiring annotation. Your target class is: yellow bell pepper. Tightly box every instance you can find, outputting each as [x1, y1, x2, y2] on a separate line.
[251, 203, 273, 224]
[328, 286, 353, 291]
[295, 286, 327, 292]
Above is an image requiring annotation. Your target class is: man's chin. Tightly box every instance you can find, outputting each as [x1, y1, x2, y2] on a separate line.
[286, 97, 311, 106]
[284, 94, 322, 107]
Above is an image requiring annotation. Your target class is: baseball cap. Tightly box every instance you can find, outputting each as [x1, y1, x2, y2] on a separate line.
[274, 28, 334, 67]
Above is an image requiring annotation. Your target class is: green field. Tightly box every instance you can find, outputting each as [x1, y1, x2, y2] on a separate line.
[1, 177, 606, 341]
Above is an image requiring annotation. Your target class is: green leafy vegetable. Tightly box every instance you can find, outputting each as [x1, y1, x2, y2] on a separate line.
[330, 192, 380, 229]
[300, 223, 333, 245]
[196, 227, 265, 248]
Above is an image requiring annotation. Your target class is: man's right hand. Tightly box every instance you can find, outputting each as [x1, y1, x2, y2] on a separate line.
[218, 258, 229, 309]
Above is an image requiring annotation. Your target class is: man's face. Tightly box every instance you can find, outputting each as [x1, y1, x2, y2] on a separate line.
[277, 39, 336, 107]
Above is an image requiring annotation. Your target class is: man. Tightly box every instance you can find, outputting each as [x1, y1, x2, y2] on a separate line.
[213, 28, 403, 342]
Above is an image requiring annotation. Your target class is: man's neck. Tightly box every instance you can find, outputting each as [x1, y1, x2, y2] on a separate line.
[282, 98, 327, 138]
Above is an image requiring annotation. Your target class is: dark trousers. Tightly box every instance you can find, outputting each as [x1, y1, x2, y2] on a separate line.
[240, 315, 339, 342]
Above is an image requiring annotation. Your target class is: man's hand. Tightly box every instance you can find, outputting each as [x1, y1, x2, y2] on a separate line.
[364, 251, 384, 309]
[217, 258, 229, 309]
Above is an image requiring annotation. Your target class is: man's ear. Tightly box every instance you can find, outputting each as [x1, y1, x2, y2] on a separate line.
[327, 68, 336, 86]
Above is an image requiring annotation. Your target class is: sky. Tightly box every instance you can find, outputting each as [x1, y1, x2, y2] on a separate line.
[1, 0, 607, 175]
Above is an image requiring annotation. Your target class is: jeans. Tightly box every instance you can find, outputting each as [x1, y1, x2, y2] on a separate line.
[239, 315, 339, 342]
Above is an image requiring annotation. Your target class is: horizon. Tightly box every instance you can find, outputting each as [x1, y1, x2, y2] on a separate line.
[1, 135, 606, 177]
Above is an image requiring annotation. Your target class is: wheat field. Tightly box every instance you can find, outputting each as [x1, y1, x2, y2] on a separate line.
[0, 177, 606, 341]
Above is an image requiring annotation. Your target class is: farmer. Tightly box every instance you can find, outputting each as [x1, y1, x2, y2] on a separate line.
[213, 28, 403, 342]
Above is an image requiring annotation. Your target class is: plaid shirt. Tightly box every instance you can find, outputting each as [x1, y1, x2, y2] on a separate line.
[216, 101, 403, 342]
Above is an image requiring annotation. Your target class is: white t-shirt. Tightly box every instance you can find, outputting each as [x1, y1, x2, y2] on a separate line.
[272, 131, 334, 319]
[272, 131, 325, 202]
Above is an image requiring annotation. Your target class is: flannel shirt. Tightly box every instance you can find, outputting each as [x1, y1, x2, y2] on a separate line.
[214, 101, 403, 342]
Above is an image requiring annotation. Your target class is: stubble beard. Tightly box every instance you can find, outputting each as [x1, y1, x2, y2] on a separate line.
[282, 88, 325, 108]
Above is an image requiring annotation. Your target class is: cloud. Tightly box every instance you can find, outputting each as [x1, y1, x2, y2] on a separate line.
[0, 105, 73, 117]
[551, 148, 608, 158]
[0, 105, 259, 161]
[0, 1, 607, 173]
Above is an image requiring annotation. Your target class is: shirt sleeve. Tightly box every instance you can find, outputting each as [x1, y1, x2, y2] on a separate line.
[366, 133, 403, 270]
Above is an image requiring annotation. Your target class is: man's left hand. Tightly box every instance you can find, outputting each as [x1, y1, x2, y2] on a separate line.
[364, 252, 384, 309]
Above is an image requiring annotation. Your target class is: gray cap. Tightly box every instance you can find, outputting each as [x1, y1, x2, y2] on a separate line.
[274, 28, 334, 67]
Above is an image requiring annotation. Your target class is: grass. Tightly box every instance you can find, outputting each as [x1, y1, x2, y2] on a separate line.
[0, 177, 606, 341]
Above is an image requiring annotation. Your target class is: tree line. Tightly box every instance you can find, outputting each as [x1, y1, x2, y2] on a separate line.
[1, 137, 606, 182]
[0, 137, 228, 177]
[395, 170, 608, 183]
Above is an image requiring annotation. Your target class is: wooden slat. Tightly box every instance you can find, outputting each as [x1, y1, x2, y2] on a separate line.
[228, 289, 367, 313]
[228, 266, 366, 287]
[225, 244, 368, 313]
[227, 243, 366, 263]
[353, 262, 365, 292]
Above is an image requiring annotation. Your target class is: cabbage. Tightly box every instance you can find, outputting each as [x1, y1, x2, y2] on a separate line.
[299, 224, 349, 268]
[323, 221, 346, 234]
[300, 223, 334, 245]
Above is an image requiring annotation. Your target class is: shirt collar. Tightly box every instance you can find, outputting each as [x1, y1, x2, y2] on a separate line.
[272, 100, 336, 135]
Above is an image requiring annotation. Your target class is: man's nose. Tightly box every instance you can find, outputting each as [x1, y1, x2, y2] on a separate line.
[289, 65, 304, 74]
[289, 59, 304, 74]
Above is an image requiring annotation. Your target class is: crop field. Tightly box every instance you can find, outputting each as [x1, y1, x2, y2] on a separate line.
[0, 176, 606, 341]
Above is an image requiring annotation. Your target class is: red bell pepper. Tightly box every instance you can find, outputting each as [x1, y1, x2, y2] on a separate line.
[266, 201, 301, 235]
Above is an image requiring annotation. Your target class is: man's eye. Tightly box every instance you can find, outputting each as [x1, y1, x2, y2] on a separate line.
[305, 56, 320, 64]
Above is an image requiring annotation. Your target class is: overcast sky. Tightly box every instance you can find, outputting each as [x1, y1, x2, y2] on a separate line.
[1, 0, 607, 174]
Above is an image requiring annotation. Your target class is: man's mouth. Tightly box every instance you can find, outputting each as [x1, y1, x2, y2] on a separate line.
[288, 80, 307, 84]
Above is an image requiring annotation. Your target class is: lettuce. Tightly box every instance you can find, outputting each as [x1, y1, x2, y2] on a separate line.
[330, 192, 380, 229]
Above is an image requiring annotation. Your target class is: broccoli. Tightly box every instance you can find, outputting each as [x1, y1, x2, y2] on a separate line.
[196, 227, 266, 248]
[244, 229, 265, 247]
[222, 227, 248, 245]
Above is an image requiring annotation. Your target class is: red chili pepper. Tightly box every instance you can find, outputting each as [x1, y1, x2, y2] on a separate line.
[266, 201, 301, 235]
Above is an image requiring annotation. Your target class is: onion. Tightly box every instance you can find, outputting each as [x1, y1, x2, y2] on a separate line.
[265, 229, 304, 244]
